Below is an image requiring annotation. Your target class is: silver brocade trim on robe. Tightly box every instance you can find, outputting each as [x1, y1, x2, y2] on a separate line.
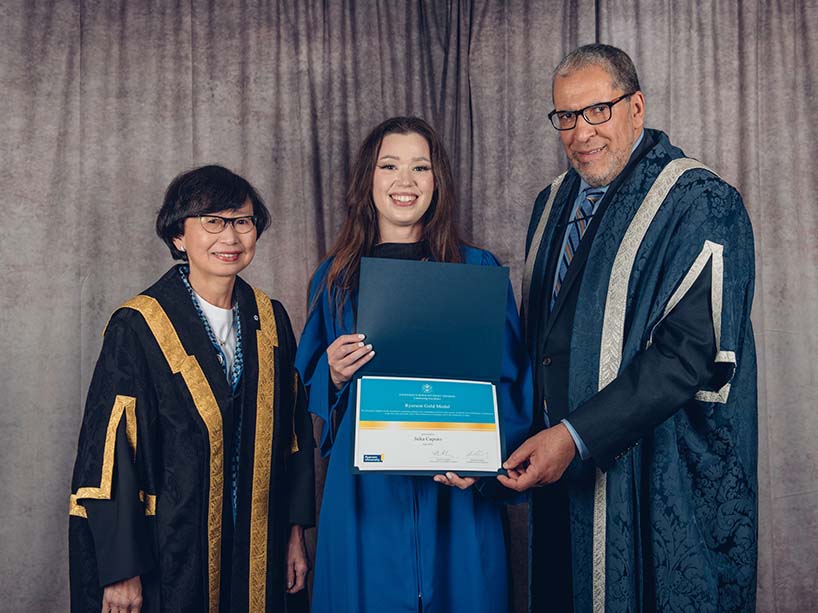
[522, 172, 567, 320]
[593, 157, 714, 612]
[646, 240, 736, 404]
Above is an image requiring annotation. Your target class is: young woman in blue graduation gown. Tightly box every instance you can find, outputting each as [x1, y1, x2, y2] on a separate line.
[295, 117, 533, 613]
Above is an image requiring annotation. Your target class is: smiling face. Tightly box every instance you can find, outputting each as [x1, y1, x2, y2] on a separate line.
[553, 63, 645, 187]
[372, 132, 435, 243]
[172, 199, 257, 282]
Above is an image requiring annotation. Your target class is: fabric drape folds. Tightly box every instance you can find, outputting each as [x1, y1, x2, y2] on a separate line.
[1, 1, 816, 610]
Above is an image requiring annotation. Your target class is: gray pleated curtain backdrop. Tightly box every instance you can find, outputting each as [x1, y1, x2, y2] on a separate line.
[1, 1, 816, 610]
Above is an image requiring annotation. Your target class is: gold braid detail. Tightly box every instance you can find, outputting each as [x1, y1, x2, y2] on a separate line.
[69, 395, 137, 518]
[249, 288, 278, 612]
[138, 490, 157, 515]
[119, 295, 224, 613]
[291, 373, 301, 453]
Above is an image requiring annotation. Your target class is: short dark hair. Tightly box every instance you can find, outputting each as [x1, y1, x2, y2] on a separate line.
[553, 44, 641, 95]
[156, 165, 271, 261]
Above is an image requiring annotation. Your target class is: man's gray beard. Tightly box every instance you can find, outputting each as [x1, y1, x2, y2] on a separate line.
[573, 148, 630, 188]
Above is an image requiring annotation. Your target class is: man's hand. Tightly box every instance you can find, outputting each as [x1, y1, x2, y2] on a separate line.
[102, 575, 142, 613]
[497, 424, 577, 492]
[286, 524, 310, 593]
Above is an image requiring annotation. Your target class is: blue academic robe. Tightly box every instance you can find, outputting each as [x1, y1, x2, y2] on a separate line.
[295, 246, 533, 613]
[524, 130, 757, 612]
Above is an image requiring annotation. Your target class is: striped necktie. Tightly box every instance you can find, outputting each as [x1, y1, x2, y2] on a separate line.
[551, 188, 604, 310]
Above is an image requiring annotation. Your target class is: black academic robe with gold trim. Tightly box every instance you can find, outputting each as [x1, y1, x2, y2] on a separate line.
[69, 266, 315, 612]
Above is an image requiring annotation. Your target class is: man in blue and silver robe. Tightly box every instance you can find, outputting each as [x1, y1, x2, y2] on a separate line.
[498, 44, 757, 612]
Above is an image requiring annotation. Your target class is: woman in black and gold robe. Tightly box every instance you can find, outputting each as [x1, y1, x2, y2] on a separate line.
[69, 165, 315, 612]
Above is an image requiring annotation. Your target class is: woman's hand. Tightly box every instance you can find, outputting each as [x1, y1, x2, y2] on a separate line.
[327, 334, 375, 389]
[434, 472, 478, 490]
[102, 575, 142, 612]
[286, 525, 310, 593]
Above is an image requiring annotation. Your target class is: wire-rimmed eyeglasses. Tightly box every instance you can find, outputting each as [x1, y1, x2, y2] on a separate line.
[548, 93, 635, 131]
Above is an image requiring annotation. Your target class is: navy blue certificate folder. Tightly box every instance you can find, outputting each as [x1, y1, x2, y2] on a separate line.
[352, 257, 509, 476]
[357, 257, 508, 381]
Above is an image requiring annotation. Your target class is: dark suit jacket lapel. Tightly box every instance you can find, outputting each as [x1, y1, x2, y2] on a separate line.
[528, 174, 580, 340]
[545, 185, 605, 331]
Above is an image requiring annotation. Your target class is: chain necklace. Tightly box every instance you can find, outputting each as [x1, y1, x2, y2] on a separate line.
[178, 265, 244, 392]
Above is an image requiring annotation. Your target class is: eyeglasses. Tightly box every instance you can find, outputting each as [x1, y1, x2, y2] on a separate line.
[196, 214, 258, 234]
[548, 93, 635, 131]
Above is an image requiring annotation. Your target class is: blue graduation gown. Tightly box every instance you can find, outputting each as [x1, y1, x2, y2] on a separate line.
[295, 246, 533, 613]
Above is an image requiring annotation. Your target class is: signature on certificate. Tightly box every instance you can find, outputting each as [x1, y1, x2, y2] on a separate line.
[430, 449, 455, 462]
[466, 449, 489, 462]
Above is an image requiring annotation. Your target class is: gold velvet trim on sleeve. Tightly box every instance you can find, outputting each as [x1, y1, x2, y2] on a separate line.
[125, 397, 137, 459]
[138, 490, 157, 516]
[119, 295, 224, 613]
[249, 288, 279, 612]
[291, 372, 300, 454]
[69, 395, 137, 518]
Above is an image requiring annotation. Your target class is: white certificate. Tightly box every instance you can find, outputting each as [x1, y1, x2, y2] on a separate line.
[353, 376, 503, 475]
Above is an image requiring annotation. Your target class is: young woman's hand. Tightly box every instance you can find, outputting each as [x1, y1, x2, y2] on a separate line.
[434, 472, 478, 490]
[327, 334, 375, 389]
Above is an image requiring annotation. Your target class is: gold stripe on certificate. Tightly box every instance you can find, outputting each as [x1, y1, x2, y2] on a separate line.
[359, 421, 496, 431]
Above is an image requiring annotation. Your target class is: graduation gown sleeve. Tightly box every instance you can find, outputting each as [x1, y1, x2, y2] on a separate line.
[83, 418, 155, 586]
[294, 259, 352, 456]
[568, 260, 724, 469]
[69, 313, 159, 591]
[464, 249, 534, 501]
[271, 299, 316, 527]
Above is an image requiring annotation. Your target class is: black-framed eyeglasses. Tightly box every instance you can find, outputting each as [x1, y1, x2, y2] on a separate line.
[196, 214, 258, 234]
[548, 93, 635, 131]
